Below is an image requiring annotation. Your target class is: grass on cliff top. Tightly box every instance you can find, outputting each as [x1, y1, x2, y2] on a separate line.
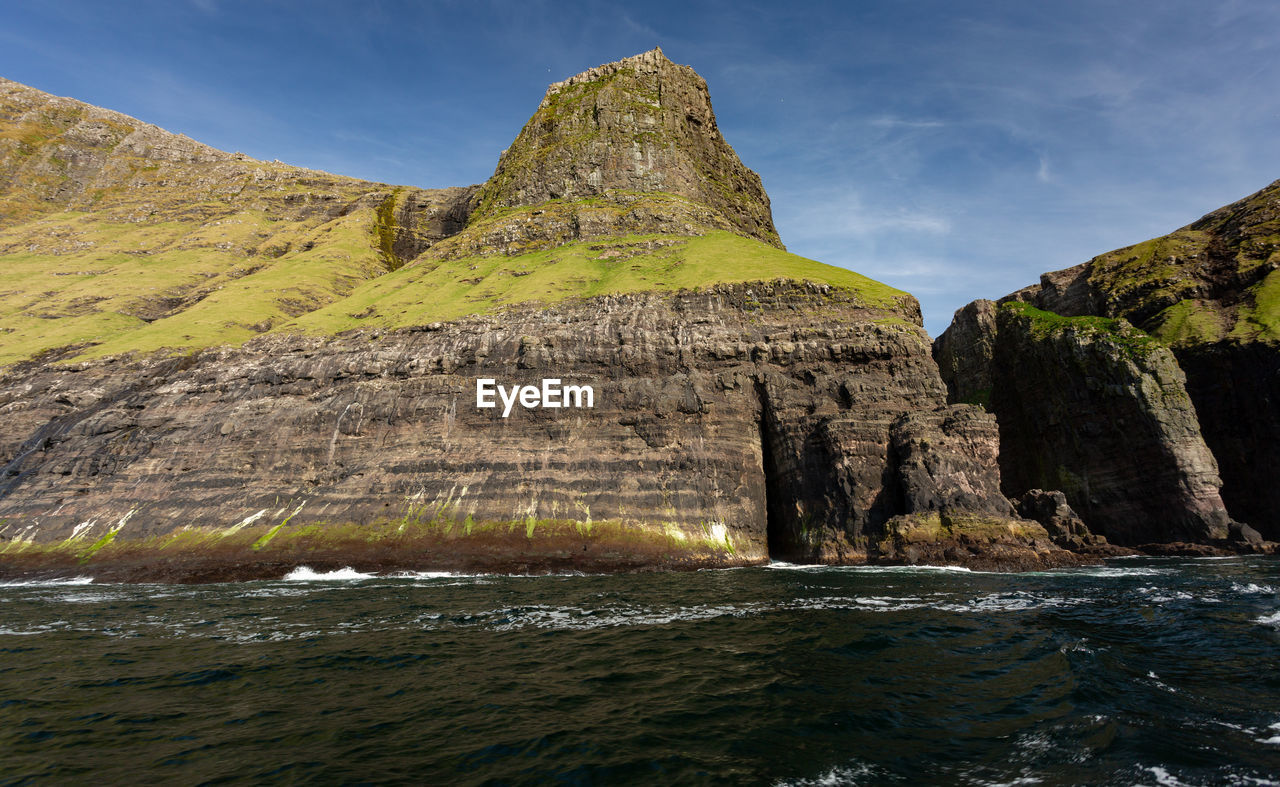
[281, 230, 911, 335]
[0, 216, 908, 368]
[1153, 299, 1229, 345]
[1001, 300, 1163, 358]
[1148, 269, 1279, 346]
[1086, 230, 1208, 308]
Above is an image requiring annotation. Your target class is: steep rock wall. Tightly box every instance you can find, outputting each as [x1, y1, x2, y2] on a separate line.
[986, 180, 1280, 537]
[953, 303, 1232, 544]
[1173, 340, 1280, 537]
[0, 282, 1069, 577]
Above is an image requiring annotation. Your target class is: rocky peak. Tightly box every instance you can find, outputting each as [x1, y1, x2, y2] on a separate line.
[467, 48, 782, 248]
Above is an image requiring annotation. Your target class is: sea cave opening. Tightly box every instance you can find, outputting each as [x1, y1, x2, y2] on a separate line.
[757, 382, 803, 562]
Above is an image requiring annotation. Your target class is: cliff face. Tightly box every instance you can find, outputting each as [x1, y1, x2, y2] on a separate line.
[937, 181, 1278, 540]
[0, 282, 1070, 579]
[0, 53, 1086, 579]
[990, 304, 1229, 544]
[936, 300, 1234, 545]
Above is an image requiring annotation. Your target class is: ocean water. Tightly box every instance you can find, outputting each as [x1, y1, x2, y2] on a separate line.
[2, 558, 1279, 785]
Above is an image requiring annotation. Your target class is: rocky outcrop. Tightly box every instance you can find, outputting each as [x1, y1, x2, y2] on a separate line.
[980, 180, 1280, 538]
[933, 299, 997, 406]
[1011, 490, 1110, 552]
[937, 300, 1232, 545]
[869, 406, 1074, 571]
[874, 512, 1076, 572]
[468, 48, 781, 249]
[889, 405, 1015, 519]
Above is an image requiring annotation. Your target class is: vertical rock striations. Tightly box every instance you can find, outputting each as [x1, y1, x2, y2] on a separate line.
[989, 304, 1230, 544]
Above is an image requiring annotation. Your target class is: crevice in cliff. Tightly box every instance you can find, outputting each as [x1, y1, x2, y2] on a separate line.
[756, 379, 800, 561]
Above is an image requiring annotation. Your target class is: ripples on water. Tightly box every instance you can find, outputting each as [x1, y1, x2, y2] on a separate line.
[2, 558, 1279, 784]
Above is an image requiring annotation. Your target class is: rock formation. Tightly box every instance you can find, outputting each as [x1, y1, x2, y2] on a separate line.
[469, 48, 781, 248]
[1011, 490, 1110, 552]
[937, 181, 1279, 542]
[0, 53, 1083, 580]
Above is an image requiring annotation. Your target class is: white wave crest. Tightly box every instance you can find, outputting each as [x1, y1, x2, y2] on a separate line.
[282, 566, 375, 581]
[1064, 566, 1178, 577]
[0, 576, 95, 587]
[1143, 765, 1192, 786]
[1255, 611, 1280, 628]
[766, 562, 976, 574]
[774, 761, 878, 786]
[1231, 583, 1277, 595]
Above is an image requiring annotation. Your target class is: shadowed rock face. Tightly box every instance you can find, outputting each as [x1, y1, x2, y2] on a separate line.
[933, 299, 997, 407]
[937, 301, 1232, 545]
[939, 180, 1279, 540]
[1174, 341, 1280, 536]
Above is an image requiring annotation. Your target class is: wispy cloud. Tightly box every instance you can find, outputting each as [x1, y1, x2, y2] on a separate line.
[868, 116, 946, 129]
[775, 188, 952, 242]
[1036, 154, 1052, 183]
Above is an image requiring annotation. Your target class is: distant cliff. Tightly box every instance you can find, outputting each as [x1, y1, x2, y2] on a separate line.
[936, 180, 1278, 544]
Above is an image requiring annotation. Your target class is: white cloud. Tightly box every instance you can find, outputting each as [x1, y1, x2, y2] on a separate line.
[1036, 154, 1052, 183]
[868, 116, 946, 129]
[775, 188, 952, 243]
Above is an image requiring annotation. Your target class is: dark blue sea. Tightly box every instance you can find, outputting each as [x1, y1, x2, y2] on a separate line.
[2, 557, 1279, 785]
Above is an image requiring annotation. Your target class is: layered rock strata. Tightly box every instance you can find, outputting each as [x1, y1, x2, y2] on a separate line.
[0, 282, 1081, 579]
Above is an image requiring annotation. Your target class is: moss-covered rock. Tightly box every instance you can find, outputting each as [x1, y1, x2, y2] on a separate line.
[469, 48, 781, 249]
[872, 511, 1087, 571]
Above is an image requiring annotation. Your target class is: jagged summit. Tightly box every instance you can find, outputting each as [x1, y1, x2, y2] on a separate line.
[460, 48, 782, 251]
[542, 47, 672, 95]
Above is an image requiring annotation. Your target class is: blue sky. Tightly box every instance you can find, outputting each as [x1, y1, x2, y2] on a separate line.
[3, 0, 1277, 336]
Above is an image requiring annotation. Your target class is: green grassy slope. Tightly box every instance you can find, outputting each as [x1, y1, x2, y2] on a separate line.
[0, 76, 914, 368]
[283, 230, 911, 336]
[0, 203, 393, 365]
[1081, 179, 1280, 346]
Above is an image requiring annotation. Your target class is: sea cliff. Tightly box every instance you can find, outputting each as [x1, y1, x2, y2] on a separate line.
[0, 50, 1272, 580]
